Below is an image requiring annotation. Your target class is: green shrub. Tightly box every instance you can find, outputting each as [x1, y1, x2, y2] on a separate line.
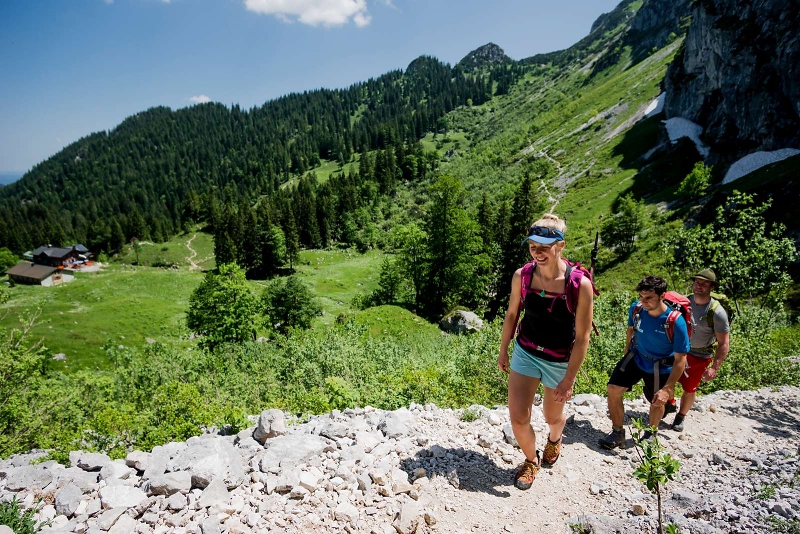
[0, 496, 48, 533]
[262, 275, 322, 334]
[460, 407, 481, 422]
[705, 305, 800, 392]
[3, 288, 798, 461]
[677, 162, 711, 199]
[187, 263, 262, 349]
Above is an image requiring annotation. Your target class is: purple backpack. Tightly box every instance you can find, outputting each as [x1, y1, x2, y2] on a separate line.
[518, 260, 600, 336]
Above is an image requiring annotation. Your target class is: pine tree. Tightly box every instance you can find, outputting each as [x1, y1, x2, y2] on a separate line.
[260, 224, 286, 276]
[422, 175, 489, 316]
[283, 206, 300, 271]
[109, 218, 126, 253]
[128, 209, 149, 241]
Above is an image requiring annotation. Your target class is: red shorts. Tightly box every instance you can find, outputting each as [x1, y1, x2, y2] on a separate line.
[678, 354, 713, 393]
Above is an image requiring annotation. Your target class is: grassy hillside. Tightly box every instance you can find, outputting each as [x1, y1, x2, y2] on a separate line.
[0, 233, 434, 369]
[0, 265, 203, 370]
[112, 230, 216, 271]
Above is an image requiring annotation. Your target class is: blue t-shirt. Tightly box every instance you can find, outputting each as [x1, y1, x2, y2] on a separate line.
[628, 302, 690, 373]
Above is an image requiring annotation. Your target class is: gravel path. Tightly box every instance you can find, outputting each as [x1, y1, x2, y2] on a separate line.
[2, 387, 798, 534]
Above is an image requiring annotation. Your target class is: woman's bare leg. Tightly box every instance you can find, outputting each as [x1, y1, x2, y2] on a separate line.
[542, 386, 567, 442]
[508, 370, 541, 462]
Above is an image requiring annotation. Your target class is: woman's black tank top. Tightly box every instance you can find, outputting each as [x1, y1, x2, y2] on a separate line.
[516, 281, 576, 362]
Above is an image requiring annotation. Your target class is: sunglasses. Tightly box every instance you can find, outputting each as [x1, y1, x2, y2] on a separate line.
[526, 226, 565, 240]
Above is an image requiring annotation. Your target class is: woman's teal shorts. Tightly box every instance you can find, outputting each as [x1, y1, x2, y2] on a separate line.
[510, 342, 569, 390]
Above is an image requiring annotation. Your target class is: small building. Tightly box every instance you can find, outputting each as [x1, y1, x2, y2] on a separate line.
[32, 246, 79, 267]
[4, 262, 75, 286]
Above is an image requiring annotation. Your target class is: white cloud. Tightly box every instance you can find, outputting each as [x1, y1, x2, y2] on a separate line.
[189, 95, 211, 104]
[243, 0, 371, 27]
[103, 0, 113, 4]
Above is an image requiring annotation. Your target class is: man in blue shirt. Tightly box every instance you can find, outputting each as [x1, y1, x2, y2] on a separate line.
[599, 276, 689, 449]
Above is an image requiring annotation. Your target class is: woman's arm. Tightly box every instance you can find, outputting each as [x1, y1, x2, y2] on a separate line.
[498, 269, 523, 373]
[555, 275, 594, 400]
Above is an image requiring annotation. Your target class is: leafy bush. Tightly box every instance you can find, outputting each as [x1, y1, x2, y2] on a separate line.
[0, 496, 48, 533]
[261, 275, 321, 334]
[677, 162, 711, 199]
[187, 263, 262, 349]
[0, 310, 50, 455]
[666, 192, 797, 312]
[0, 247, 18, 272]
[460, 407, 481, 422]
[601, 194, 645, 254]
[631, 419, 681, 534]
[704, 306, 800, 392]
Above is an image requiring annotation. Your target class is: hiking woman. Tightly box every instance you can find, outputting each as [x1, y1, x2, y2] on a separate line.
[497, 213, 594, 490]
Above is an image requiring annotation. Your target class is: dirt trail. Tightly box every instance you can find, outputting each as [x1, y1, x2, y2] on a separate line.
[185, 233, 202, 271]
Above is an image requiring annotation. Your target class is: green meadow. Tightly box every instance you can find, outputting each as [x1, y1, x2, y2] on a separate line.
[281, 158, 361, 190]
[0, 265, 204, 371]
[0, 234, 415, 371]
[113, 230, 216, 271]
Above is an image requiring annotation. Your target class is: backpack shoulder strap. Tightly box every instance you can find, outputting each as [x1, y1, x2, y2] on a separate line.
[706, 299, 720, 328]
[563, 264, 580, 314]
[632, 302, 644, 324]
[519, 261, 536, 306]
[665, 309, 682, 343]
[565, 259, 601, 336]
[631, 302, 644, 347]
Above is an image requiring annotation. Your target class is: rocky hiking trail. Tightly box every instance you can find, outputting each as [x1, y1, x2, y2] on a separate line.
[1, 387, 798, 534]
[184, 234, 203, 272]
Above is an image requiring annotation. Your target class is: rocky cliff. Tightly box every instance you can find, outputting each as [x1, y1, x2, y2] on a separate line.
[624, 0, 692, 62]
[455, 43, 510, 72]
[664, 0, 800, 158]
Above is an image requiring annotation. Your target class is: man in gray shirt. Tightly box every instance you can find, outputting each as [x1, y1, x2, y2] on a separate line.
[671, 269, 730, 431]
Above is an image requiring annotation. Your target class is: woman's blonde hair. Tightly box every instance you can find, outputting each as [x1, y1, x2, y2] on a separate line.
[531, 213, 566, 234]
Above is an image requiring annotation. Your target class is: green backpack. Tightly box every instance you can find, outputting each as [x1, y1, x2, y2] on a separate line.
[704, 292, 735, 328]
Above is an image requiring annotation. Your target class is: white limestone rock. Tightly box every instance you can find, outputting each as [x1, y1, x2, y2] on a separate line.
[334, 501, 360, 523]
[98, 485, 147, 510]
[253, 409, 288, 444]
[147, 471, 193, 496]
[125, 450, 152, 472]
[4, 465, 56, 491]
[259, 435, 333, 472]
[108, 513, 140, 534]
[96, 507, 127, 530]
[54, 483, 83, 517]
[76, 452, 111, 472]
[100, 460, 135, 481]
[169, 436, 245, 489]
[197, 478, 230, 509]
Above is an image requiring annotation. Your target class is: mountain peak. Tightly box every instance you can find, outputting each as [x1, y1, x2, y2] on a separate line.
[456, 43, 511, 71]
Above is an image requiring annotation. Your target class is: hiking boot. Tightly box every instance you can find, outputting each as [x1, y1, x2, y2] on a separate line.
[599, 428, 626, 450]
[514, 453, 541, 490]
[542, 435, 562, 467]
[664, 401, 677, 415]
[672, 413, 686, 432]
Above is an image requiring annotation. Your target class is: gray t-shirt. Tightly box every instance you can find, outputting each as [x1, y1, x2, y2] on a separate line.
[689, 295, 730, 358]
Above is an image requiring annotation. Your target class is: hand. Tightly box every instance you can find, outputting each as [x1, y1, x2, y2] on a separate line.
[554, 379, 574, 403]
[702, 367, 718, 381]
[652, 388, 671, 407]
[498, 352, 510, 374]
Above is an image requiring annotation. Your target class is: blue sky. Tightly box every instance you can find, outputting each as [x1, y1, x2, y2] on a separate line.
[0, 0, 621, 176]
